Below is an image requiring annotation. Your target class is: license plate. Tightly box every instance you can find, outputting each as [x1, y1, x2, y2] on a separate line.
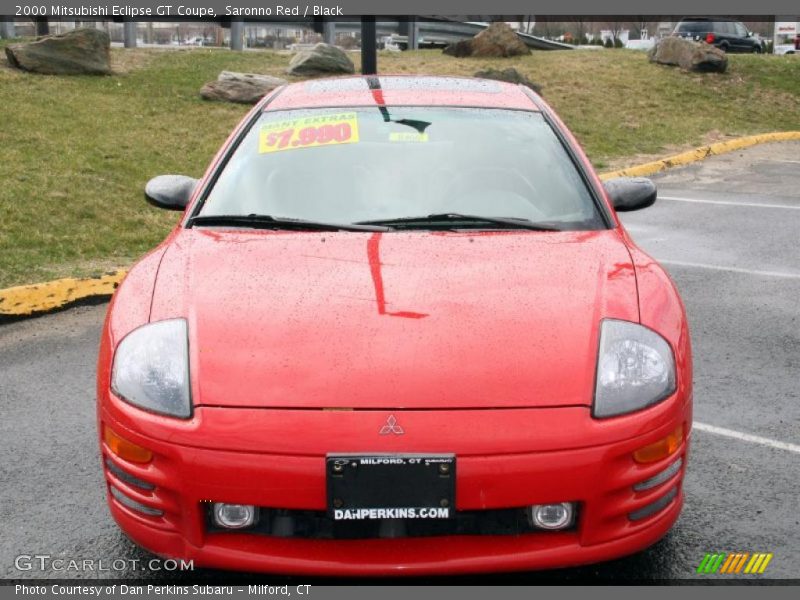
[326, 454, 455, 520]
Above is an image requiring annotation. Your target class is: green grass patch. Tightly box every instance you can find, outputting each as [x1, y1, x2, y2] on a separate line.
[0, 45, 798, 287]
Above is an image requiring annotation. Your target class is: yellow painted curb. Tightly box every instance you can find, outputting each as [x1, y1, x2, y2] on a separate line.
[0, 271, 127, 318]
[1, 131, 799, 321]
[599, 131, 800, 180]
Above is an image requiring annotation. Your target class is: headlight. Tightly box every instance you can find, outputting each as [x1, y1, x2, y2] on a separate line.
[111, 319, 191, 418]
[594, 319, 676, 418]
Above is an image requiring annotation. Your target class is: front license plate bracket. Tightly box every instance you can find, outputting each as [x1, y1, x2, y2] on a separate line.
[326, 454, 456, 520]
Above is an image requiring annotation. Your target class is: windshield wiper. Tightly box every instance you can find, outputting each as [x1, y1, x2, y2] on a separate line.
[356, 213, 562, 231]
[189, 214, 390, 232]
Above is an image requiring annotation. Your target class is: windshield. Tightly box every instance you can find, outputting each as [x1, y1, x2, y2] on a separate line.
[198, 107, 606, 230]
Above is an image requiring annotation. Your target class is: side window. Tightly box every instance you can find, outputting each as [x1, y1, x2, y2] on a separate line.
[734, 23, 748, 37]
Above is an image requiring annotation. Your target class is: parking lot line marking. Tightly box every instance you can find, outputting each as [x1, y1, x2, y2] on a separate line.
[659, 196, 800, 210]
[661, 260, 800, 280]
[694, 422, 800, 454]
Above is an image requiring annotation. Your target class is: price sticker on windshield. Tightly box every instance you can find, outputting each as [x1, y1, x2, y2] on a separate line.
[259, 112, 360, 153]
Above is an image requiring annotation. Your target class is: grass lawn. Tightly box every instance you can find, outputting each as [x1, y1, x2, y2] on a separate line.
[0, 44, 798, 288]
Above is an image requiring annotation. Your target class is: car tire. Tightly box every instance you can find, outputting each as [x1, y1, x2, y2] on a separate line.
[752, 46, 762, 54]
[719, 42, 730, 53]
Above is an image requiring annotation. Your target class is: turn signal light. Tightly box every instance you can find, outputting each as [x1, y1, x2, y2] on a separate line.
[104, 425, 153, 463]
[633, 424, 683, 463]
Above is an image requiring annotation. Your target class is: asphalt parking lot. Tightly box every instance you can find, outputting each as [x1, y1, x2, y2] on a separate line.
[1, 142, 798, 582]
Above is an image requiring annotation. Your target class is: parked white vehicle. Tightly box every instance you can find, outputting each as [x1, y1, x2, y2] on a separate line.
[773, 21, 798, 54]
[625, 38, 655, 50]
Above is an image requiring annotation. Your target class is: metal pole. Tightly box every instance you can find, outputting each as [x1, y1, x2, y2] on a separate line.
[123, 20, 137, 48]
[407, 17, 418, 50]
[35, 17, 49, 37]
[229, 19, 244, 51]
[0, 19, 14, 39]
[322, 20, 335, 45]
[360, 16, 377, 75]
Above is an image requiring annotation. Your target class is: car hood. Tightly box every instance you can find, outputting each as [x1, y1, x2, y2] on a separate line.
[150, 229, 639, 410]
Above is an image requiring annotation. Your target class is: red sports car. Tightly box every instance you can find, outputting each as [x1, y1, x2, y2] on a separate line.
[97, 76, 692, 576]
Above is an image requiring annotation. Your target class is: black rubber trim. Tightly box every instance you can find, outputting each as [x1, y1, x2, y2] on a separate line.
[519, 87, 615, 230]
[185, 86, 288, 226]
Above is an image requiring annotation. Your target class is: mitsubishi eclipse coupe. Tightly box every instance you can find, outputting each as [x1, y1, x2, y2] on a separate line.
[97, 76, 692, 576]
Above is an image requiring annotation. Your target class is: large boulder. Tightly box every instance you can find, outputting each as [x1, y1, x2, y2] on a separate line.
[5, 28, 111, 75]
[444, 22, 530, 58]
[287, 43, 355, 76]
[648, 36, 727, 73]
[200, 71, 287, 104]
[442, 40, 474, 58]
[474, 67, 542, 94]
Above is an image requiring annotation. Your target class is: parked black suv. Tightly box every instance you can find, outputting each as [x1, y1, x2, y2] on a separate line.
[672, 18, 765, 53]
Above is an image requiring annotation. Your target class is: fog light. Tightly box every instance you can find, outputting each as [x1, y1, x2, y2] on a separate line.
[528, 502, 575, 530]
[213, 503, 258, 529]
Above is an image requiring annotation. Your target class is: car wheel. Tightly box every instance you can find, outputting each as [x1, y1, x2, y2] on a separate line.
[752, 46, 762, 54]
[719, 42, 730, 53]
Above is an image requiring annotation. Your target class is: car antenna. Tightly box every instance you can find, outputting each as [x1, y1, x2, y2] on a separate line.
[365, 76, 432, 134]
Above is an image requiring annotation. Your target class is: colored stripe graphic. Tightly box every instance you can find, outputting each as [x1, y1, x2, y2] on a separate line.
[696, 554, 712, 574]
[719, 554, 736, 573]
[697, 553, 727, 573]
[697, 552, 772, 574]
[758, 554, 773, 573]
[710, 554, 726, 573]
[734, 553, 750, 573]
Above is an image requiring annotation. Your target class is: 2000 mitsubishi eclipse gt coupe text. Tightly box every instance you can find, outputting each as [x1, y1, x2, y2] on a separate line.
[97, 76, 692, 576]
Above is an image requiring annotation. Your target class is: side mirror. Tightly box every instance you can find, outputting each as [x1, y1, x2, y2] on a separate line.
[603, 177, 657, 212]
[145, 175, 199, 210]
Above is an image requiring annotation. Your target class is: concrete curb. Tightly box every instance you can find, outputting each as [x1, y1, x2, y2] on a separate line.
[598, 131, 800, 180]
[0, 271, 126, 322]
[2, 131, 799, 322]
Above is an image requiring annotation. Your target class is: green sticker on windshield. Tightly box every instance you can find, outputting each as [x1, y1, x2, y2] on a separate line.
[389, 132, 429, 143]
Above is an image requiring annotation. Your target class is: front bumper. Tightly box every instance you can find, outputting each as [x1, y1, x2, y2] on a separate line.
[99, 394, 691, 576]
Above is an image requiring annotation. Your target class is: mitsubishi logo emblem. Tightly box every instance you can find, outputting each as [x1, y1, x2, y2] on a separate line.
[379, 415, 404, 435]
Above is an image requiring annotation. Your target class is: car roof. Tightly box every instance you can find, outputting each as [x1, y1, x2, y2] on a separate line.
[265, 75, 540, 112]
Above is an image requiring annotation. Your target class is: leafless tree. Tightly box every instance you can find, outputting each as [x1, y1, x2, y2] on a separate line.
[568, 18, 587, 44]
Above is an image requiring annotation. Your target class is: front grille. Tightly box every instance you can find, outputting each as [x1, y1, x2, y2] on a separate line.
[206, 506, 577, 539]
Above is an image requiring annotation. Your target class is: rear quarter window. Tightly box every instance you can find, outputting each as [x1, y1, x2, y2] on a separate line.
[715, 22, 734, 35]
[676, 22, 707, 34]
